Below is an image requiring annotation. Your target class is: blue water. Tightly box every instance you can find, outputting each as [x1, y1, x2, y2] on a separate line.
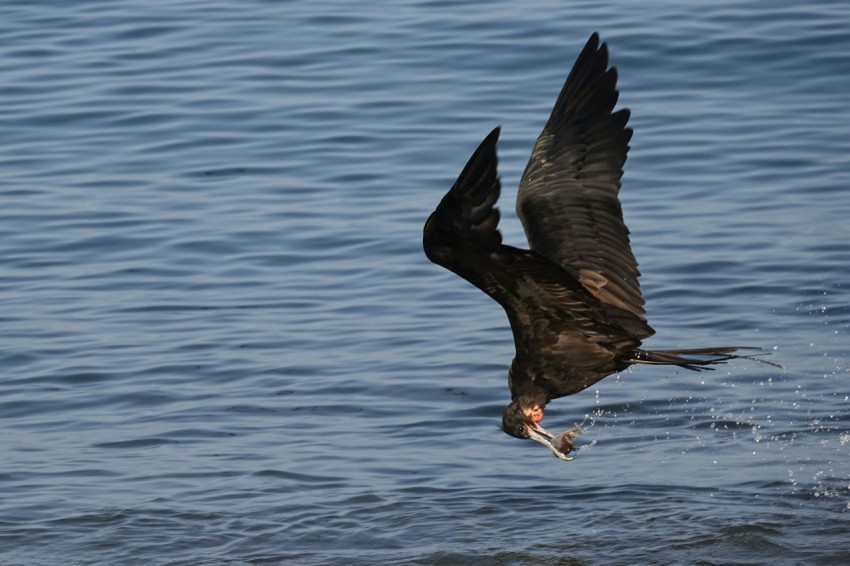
[1, 1, 849, 564]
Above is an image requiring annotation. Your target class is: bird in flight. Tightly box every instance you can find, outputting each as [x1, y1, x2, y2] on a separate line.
[423, 33, 768, 461]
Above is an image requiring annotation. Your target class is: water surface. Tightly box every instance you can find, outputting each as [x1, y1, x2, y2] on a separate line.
[1, 1, 848, 564]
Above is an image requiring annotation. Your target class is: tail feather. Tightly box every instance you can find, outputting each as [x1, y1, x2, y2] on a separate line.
[627, 347, 780, 371]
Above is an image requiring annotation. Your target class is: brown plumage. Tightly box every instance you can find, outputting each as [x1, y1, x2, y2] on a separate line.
[423, 33, 764, 461]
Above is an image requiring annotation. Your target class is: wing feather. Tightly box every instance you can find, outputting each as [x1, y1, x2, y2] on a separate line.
[516, 33, 653, 339]
[423, 129, 639, 391]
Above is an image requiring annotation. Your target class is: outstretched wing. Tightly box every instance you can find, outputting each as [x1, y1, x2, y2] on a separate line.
[516, 33, 653, 339]
[424, 127, 504, 267]
[424, 128, 637, 387]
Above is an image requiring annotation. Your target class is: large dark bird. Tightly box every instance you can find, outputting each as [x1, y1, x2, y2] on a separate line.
[423, 33, 764, 461]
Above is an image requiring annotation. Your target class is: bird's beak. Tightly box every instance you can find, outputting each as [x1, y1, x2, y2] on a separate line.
[525, 422, 577, 461]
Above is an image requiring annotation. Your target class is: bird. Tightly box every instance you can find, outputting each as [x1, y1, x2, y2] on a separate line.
[423, 32, 769, 461]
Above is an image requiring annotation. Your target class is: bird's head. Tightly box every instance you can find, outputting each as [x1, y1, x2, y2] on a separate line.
[501, 399, 538, 439]
[502, 399, 580, 461]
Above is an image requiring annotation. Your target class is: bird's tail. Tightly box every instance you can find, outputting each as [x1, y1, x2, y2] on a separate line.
[626, 347, 781, 371]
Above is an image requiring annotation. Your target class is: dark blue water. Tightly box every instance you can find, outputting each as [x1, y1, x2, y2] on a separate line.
[1, 1, 848, 564]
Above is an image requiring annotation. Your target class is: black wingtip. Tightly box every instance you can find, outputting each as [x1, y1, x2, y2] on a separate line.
[485, 126, 501, 145]
[423, 124, 504, 264]
[450, 127, 500, 197]
[583, 32, 603, 60]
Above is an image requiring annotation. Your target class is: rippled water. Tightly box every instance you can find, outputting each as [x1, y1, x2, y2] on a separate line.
[1, 1, 849, 564]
